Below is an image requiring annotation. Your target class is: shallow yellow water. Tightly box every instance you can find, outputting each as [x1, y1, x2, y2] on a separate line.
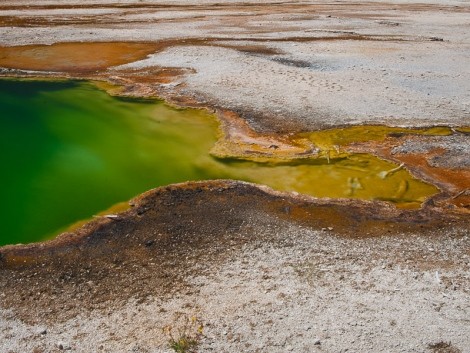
[210, 153, 437, 208]
[299, 125, 452, 151]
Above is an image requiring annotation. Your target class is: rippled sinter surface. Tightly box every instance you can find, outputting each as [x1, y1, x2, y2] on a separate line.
[0, 79, 437, 246]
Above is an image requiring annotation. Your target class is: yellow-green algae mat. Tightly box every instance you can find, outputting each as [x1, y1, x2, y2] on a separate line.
[0, 79, 438, 246]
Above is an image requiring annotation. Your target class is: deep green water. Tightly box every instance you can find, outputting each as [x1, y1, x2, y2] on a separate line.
[0, 79, 221, 246]
[0, 79, 438, 246]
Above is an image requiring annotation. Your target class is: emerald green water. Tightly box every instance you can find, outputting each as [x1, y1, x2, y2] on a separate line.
[0, 79, 220, 246]
[0, 79, 438, 246]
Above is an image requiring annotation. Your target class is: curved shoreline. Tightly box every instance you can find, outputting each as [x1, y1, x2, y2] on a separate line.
[1, 180, 469, 352]
[0, 179, 464, 254]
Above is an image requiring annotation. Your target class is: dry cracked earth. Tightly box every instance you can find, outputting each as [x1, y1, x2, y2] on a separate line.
[0, 1, 469, 352]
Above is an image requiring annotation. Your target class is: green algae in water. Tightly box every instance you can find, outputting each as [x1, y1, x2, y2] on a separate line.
[0, 79, 438, 246]
[0, 79, 219, 246]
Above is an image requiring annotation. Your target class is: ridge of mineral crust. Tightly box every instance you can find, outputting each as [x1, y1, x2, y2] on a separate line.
[1, 180, 469, 352]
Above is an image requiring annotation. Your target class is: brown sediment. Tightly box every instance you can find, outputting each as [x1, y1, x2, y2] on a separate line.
[86, 66, 198, 99]
[211, 110, 316, 161]
[0, 180, 467, 324]
[224, 35, 416, 43]
[1, 2, 468, 13]
[0, 180, 464, 268]
[0, 42, 163, 73]
[394, 154, 470, 210]
[344, 133, 470, 212]
[48, 201, 132, 242]
[110, 67, 196, 84]
[0, 14, 210, 28]
[0, 39, 211, 74]
[215, 44, 282, 56]
[1, 1, 468, 32]
[385, 149, 470, 211]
